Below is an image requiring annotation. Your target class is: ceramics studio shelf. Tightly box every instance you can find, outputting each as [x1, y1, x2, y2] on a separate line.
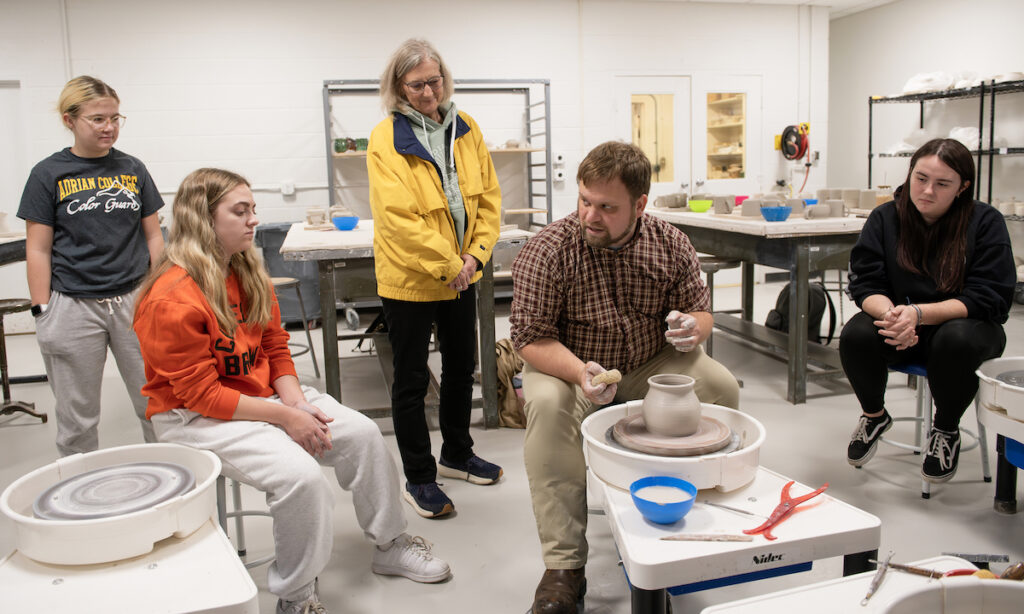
[867, 78, 1024, 203]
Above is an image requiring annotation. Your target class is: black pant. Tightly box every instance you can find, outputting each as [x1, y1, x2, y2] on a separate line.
[839, 311, 1005, 431]
[381, 286, 477, 484]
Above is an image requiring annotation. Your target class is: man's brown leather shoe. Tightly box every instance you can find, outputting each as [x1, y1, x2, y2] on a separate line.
[532, 567, 586, 614]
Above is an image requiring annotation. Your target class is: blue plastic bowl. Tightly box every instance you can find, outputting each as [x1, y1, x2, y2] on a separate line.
[804, 198, 818, 205]
[630, 476, 698, 524]
[760, 205, 792, 222]
[332, 216, 359, 231]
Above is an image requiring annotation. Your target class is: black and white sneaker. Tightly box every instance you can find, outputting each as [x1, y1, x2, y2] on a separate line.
[847, 411, 893, 467]
[922, 428, 960, 483]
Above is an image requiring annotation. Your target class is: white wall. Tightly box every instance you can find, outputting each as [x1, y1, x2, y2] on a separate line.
[829, 0, 1024, 201]
[1, 0, 831, 328]
[3, 0, 830, 219]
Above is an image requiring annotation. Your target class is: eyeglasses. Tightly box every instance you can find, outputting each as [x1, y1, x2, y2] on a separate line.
[404, 76, 443, 94]
[81, 114, 126, 128]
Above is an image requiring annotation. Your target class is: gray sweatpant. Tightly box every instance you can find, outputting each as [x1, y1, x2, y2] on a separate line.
[150, 387, 408, 603]
[34, 289, 154, 456]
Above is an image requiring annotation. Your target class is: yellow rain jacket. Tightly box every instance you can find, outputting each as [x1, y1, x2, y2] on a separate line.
[368, 111, 501, 302]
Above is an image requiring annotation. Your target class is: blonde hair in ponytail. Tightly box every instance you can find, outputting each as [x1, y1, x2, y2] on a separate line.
[137, 168, 272, 336]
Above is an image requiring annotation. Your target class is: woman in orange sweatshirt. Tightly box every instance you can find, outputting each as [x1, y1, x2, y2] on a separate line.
[133, 168, 450, 614]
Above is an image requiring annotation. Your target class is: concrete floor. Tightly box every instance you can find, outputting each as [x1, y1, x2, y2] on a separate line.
[1, 280, 1022, 614]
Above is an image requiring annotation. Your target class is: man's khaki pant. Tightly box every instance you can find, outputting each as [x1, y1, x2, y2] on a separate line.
[523, 344, 740, 569]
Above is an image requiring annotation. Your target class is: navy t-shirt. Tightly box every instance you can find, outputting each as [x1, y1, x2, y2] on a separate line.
[17, 147, 164, 298]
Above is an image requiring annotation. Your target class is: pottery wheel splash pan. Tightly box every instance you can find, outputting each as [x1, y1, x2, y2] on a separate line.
[1, 443, 220, 565]
[612, 414, 733, 457]
[33, 462, 195, 521]
[977, 357, 1024, 422]
[582, 402, 765, 492]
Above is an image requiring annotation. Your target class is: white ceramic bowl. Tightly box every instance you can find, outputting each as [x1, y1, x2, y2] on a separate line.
[976, 356, 1024, 421]
[582, 401, 764, 492]
[1, 443, 220, 565]
[881, 576, 1024, 613]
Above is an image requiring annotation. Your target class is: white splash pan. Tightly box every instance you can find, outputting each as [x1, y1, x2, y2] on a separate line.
[582, 401, 764, 492]
[881, 576, 1024, 613]
[976, 356, 1024, 422]
[1, 443, 220, 565]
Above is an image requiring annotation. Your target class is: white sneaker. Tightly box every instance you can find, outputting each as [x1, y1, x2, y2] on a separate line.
[372, 533, 451, 583]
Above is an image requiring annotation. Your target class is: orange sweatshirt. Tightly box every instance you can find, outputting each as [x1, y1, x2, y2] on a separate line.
[133, 265, 297, 420]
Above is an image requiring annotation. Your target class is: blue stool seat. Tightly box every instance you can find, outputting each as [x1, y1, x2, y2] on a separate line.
[1006, 437, 1024, 470]
[879, 362, 991, 499]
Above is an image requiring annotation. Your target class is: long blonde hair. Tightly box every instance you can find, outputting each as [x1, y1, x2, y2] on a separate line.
[136, 168, 272, 336]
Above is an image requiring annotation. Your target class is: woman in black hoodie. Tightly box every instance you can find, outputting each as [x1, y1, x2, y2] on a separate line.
[840, 138, 1015, 483]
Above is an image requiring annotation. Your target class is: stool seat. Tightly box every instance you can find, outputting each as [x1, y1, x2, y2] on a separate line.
[0, 298, 31, 314]
[271, 277, 320, 379]
[0, 298, 46, 423]
[699, 256, 742, 357]
[699, 257, 741, 275]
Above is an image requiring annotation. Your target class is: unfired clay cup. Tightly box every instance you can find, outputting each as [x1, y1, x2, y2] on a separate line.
[804, 203, 831, 219]
[826, 199, 846, 217]
[741, 198, 763, 216]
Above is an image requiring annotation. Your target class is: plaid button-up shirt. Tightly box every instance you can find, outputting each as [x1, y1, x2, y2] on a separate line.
[510, 212, 709, 374]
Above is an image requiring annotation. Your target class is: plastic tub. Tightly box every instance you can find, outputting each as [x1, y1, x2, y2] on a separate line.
[1, 443, 220, 565]
[976, 356, 1024, 421]
[582, 402, 764, 492]
[880, 575, 1024, 613]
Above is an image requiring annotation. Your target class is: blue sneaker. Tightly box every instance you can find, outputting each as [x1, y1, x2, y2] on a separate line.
[438, 455, 503, 485]
[403, 482, 454, 518]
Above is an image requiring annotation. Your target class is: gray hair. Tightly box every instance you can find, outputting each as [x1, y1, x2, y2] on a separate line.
[379, 38, 454, 115]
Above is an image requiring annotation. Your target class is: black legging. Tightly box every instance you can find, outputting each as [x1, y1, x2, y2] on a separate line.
[839, 311, 1005, 431]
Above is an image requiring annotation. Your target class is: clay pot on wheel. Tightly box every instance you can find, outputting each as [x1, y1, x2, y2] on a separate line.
[642, 374, 702, 437]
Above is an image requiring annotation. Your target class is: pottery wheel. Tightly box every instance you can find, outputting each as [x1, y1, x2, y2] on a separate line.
[612, 414, 732, 457]
[996, 370, 1024, 388]
[33, 462, 195, 521]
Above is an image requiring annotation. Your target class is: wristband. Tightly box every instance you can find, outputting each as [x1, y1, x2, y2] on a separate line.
[910, 303, 923, 328]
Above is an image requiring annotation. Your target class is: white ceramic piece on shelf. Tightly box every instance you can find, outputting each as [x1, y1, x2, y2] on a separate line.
[641, 374, 702, 437]
[785, 198, 805, 214]
[826, 199, 845, 218]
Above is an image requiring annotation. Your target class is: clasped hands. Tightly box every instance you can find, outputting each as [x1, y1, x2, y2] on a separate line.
[875, 305, 919, 351]
[283, 400, 334, 458]
[446, 254, 477, 292]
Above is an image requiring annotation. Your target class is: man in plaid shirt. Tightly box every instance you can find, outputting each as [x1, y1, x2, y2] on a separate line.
[511, 141, 740, 614]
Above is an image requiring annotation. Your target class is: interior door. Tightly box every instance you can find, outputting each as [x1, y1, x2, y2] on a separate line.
[691, 74, 763, 195]
[614, 76, 692, 201]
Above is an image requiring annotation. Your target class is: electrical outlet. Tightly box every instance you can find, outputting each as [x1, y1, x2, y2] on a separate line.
[281, 181, 296, 196]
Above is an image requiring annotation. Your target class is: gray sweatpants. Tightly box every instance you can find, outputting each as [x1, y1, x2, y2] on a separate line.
[150, 387, 408, 603]
[34, 289, 154, 456]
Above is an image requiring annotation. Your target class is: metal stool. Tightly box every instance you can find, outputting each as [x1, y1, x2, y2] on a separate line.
[0, 299, 46, 423]
[216, 475, 274, 569]
[877, 363, 991, 499]
[271, 277, 320, 378]
[699, 256, 742, 357]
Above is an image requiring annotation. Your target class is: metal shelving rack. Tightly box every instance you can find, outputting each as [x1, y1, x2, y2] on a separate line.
[868, 78, 1024, 203]
[321, 78, 553, 230]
